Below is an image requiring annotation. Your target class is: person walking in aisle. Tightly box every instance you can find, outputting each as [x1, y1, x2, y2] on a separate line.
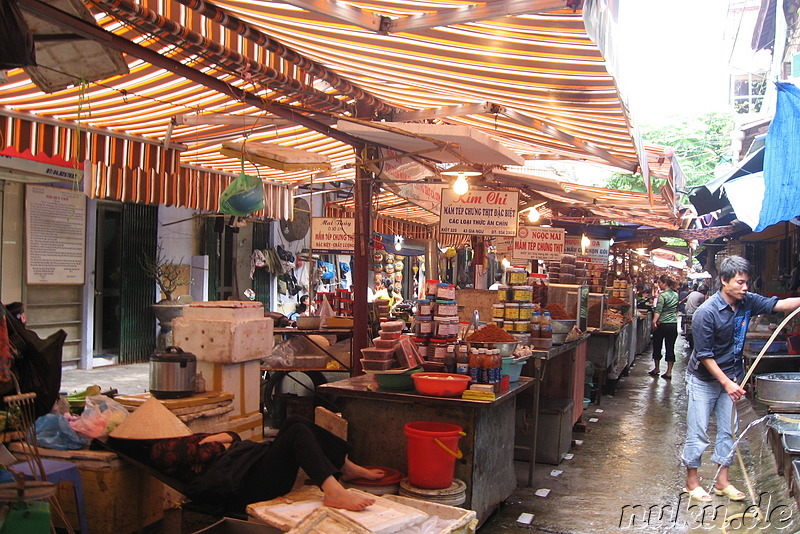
[682, 256, 800, 502]
[648, 275, 679, 380]
[682, 284, 708, 351]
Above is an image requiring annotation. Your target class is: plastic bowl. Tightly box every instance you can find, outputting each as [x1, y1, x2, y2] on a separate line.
[501, 357, 525, 382]
[374, 367, 423, 390]
[468, 341, 519, 357]
[412, 372, 471, 397]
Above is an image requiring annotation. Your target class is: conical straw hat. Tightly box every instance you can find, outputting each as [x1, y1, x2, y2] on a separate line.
[109, 396, 192, 440]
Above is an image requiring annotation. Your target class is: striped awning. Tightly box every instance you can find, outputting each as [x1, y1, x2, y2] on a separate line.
[3, 0, 681, 227]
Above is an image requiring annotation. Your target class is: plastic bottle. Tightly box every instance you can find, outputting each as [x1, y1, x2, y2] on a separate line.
[491, 349, 502, 384]
[456, 345, 469, 375]
[444, 345, 457, 374]
[468, 348, 481, 382]
[479, 348, 491, 384]
[530, 311, 541, 338]
[540, 311, 553, 338]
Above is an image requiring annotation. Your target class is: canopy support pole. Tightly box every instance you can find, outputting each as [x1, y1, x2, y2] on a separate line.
[351, 148, 373, 375]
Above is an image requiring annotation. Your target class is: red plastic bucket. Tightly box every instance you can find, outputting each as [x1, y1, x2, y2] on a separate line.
[404, 421, 465, 489]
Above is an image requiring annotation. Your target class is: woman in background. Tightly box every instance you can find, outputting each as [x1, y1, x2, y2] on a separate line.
[649, 275, 679, 380]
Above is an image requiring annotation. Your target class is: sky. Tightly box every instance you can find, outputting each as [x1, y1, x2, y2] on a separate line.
[615, 0, 741, 124]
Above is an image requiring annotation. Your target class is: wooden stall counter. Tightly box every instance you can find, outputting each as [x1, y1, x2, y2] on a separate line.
[318, 375, 533, 527]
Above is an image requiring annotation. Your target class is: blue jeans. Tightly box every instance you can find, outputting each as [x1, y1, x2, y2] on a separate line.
[681, 373, 738, 468]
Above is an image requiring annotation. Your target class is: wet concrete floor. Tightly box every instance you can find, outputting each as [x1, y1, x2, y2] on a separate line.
[60, 333, 799, 533]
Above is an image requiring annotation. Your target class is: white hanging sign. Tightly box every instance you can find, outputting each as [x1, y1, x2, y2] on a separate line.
[564, 236, 611, 264]
[440, 189, 519, 236]
[311, 217, 355, 253]
[513, 227, 566, 261]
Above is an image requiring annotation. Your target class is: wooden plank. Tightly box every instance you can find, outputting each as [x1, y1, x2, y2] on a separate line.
[314, 406, 348, 440]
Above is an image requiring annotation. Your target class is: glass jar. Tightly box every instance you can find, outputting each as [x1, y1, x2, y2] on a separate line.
[507, 269, 527, 285]
[417, 299, 432, 315]
[426, 280, 440, 296]
[519, 303, 534, 320]
[436, 283, 456, 300]
[429, 338, 448, 361]
[415, 316, 433, 336]
[497, 285, 509, 302]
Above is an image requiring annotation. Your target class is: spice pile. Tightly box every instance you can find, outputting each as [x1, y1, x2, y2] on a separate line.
[603, 309, 625, 330]
[544, 303, 574, 320]
[467, 324, 516, 342]
[608, 296, 628, 306]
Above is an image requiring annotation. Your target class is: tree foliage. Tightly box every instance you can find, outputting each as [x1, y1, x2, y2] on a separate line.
[606, 112, 734, 193]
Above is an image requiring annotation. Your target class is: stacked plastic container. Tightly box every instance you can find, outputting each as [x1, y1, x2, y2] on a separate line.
[412, 280, 460, 368]
[362, 320, 406, 371]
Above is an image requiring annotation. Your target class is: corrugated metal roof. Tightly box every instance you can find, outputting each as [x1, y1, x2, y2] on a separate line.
[4, 0, 682, 227]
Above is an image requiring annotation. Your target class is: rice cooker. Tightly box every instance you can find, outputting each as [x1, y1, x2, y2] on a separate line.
[149, 346, 197, 399]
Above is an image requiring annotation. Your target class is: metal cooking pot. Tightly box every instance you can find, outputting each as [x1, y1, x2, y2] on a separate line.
[149, 346, 197, 399]
[755, 372, 800, 409]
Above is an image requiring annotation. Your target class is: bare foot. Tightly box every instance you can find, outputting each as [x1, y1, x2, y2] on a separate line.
[341, 459, 385, 481]
[322, 485, 375, 511]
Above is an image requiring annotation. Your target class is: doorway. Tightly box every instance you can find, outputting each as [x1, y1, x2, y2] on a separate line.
[94, 204, 122, 358]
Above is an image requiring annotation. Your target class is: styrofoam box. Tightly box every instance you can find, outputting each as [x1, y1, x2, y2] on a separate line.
[197, 360, 261, 417]
[183, 301, 265, 321]
[173, 315, 273, 363]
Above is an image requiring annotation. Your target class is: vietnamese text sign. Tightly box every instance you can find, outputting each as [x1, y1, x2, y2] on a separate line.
[26, 184, 86, 284]
[513, 227, 565, 261]
[440, 189, 519, 236]
[564, 236, 611, 264]
[311, 218, 355, 253]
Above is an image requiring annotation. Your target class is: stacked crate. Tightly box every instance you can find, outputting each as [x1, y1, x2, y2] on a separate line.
[173, 301, 273, 440]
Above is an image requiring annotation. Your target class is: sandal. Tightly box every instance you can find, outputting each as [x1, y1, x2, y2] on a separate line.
[714, 484, 746, 501]
[661, 374, 672, 380]
[683, 486, 713, 502]
[647, 370, 660, 377]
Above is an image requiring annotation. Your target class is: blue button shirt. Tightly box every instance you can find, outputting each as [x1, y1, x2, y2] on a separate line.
[688, 290, 778, 382]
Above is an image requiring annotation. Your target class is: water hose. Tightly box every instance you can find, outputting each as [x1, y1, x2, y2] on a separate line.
[717, 305, 800, 530]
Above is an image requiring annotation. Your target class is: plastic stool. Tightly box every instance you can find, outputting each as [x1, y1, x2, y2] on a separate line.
[12, 459, 89, 534]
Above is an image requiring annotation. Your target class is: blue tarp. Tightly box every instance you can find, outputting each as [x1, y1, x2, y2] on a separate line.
[759, 82, 800, 231]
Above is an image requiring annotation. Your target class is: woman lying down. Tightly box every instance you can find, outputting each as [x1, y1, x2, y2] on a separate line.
[108, 397, 384, 514]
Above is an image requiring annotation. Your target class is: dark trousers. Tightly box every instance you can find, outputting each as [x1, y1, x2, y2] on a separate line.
[240, 416, 350, 503]
[652, 322, 678, 363]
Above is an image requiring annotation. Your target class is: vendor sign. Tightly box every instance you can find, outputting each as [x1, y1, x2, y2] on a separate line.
[564, 236, 610, 264]
[440, 189, 519, 236]
[311, 218, 355, 253]
[379, 149, 443, 215]
[512, 227, 565, 261]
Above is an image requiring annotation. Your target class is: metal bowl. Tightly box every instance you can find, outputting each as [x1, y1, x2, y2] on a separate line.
[468, 341, 519, 357]
[551, 320, 576, 335]
[755, 372, 800, 408]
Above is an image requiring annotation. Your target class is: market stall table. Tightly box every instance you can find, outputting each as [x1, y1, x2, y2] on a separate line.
[585, 321, 635, 397]
[517, 335, 588, 483]
[318, 375, 533, 526]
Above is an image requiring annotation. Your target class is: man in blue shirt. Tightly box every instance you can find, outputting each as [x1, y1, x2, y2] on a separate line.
[682, 256, 800, 502]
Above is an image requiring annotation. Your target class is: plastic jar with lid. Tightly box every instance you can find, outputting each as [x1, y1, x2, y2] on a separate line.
[415, 316, 433, 336]
[512, 285, 533, 302]
[504, 303, 520, 320]
[426, 280, 440, 296]
[497, 285, 509, 302]
[417, 299, 432, 315]
[436, 283, 456, 300]
[507, 269, 527, 285]
[519, 303, 534, 320]
[435, 300, 458, 316]
[494, 318, 504, 330]
[492, 303, 505, 319]
[432, 316, 449, 338]
[411, 336, 429, 356]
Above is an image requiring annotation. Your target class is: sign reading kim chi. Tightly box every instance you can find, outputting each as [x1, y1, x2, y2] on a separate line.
[311, 218, 355, 253]
[513, 227, 566, 261]
[440, 189, 519, 236]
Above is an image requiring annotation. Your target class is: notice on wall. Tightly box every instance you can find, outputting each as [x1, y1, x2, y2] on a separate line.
[564, 236, 611, 265]
[513, 227, 565, 261]
[311, 217, 355, 253]
[26, 184, 86, 285]
[440, 189, 519, 236]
